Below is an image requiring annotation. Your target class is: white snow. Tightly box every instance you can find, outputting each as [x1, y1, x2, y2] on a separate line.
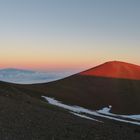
[70, 112, 102, 122]
[42, 96, 101, 122]
[98, 106, 112, 114]
[122, 115, 140, 121]
[42, 96, 86, 113]
[42, 96, 140, 126]
[98, 106, 140, 121]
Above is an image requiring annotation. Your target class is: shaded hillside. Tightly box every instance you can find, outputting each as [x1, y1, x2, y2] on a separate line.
[18, 61, 140, 115]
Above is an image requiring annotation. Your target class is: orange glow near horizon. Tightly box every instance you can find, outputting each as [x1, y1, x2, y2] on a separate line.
[0, 1, 140, 72]
[0, 59, 98, 71]
[0, 39, 140, 71]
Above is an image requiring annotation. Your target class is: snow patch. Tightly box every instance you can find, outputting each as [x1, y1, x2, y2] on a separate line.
[42, 96, 140, 126]
[98, 106, 140, 121]
[98, 106, 112, 114]
[70, 112, 101, 122]
[42, 96, 101, 122]
[122, 115, 140, 121]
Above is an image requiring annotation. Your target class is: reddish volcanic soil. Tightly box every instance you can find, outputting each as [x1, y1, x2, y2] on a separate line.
[80, 61, 140, 80]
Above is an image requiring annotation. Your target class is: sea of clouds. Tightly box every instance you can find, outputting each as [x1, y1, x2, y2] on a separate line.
[0, 68, 75, 84]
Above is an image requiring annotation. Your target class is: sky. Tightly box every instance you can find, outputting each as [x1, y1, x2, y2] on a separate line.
[0, 0, 140, 72]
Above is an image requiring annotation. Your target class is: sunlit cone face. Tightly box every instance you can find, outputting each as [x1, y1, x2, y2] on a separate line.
[80, 61, 140, 80]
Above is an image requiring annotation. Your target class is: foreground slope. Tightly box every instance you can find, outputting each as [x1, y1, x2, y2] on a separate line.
[22, 61, 140, 114]
[0, 81, 140, 140]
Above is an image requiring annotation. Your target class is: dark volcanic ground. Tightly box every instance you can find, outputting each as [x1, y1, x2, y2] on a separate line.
[0, 81, 140, 140]
[17, 75, 140, 114]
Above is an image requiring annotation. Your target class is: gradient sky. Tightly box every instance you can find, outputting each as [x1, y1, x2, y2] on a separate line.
[0, 0, 140, 71]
